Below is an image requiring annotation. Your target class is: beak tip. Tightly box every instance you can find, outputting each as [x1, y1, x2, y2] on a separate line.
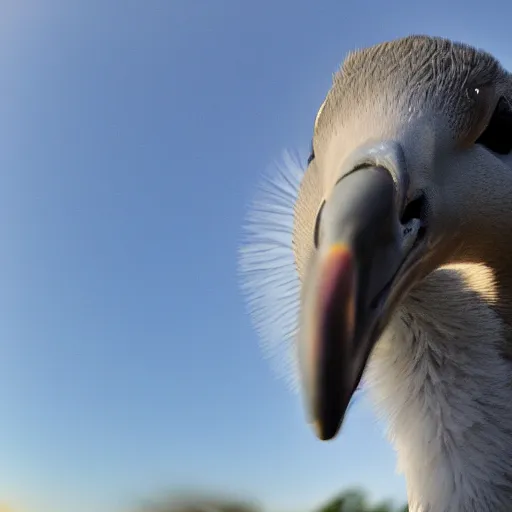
[310, 418, 341, 441]
[301, 243, 356, 443]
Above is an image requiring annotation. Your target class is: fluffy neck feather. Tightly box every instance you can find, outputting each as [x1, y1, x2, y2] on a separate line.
[366, 263, 512, 512]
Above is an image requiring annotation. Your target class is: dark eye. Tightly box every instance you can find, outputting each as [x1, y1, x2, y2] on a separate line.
[313, 200, 325, 248]
[461, 84, 496, 147]
[466, 86, 483, 102]
[475, 97, 512, 155]
[307, 140, 315, 165]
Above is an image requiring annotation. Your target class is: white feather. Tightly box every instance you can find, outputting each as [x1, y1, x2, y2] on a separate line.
[238, 149, 305, 392]
[367, 264, 512, 512]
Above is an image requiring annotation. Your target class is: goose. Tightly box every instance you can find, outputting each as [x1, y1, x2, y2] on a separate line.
[239, 35, 512, 512]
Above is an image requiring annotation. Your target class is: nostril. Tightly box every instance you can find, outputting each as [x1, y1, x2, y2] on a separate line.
[401, 193, 426, 225]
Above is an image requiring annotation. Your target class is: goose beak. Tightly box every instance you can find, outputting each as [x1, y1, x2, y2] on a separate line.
[298, 164, 426, 440]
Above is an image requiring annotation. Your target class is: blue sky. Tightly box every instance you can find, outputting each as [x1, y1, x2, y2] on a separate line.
[1, 1, 511, 511]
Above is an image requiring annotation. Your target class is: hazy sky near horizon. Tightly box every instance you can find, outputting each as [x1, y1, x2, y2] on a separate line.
[1, 1, 512, 511]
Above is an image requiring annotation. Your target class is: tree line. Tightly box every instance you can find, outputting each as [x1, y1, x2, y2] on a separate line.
[139, 488, 408, 512]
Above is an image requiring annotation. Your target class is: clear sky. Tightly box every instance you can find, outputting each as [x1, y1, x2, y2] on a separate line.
[1, 1, 511, 511]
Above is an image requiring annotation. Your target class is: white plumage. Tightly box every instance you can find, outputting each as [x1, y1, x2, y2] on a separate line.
[239, 36, 512, 511]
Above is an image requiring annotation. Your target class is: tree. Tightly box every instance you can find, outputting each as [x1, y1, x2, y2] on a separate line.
[137, 493, 260, 512]
[138, 488, 408, 512]
[316, 489, 407, 512]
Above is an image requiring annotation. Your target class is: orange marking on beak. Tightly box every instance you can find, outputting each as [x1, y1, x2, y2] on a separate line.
[318, 243, 355, 337]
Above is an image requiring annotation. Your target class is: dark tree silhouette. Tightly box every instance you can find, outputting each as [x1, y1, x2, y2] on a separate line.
[316, 489, 407, 512]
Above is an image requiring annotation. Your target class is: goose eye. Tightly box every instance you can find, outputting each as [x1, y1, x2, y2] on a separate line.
[475, 96, 512, 155]
[461, 84, 495, 146]
[466, 86, 482, 102]
[313, 200, 325, 248]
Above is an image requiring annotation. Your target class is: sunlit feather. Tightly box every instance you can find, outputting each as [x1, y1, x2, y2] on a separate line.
[238, 149, 305, 392]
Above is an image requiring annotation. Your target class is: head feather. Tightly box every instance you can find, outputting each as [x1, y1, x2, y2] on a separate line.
[238, 150, 305, 392]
